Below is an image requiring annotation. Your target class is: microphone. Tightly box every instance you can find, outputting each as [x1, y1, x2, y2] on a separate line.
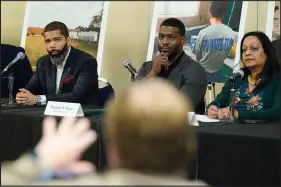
[1, 52, 25, 75]
[123, 60, 138, 77]
[228, 69, 245, 81]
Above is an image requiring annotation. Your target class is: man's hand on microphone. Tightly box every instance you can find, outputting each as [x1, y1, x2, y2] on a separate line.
[16, 88, 36, 105]
[147, 52, 169, 78]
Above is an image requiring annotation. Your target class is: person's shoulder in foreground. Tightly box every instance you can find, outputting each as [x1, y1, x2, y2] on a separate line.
[36, 168, 207, 185]
[1, 149, 208, 186]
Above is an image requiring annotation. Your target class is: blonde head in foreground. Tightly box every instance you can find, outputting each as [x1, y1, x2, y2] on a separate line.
[104, 78, 196, 174]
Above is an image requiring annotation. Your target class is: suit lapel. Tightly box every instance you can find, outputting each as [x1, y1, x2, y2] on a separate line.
[47, 60, 57, 94]
[58, 48, 77, 93]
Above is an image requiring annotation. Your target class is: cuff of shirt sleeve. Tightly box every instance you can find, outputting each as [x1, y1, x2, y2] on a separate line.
[39, 95, 47, 105]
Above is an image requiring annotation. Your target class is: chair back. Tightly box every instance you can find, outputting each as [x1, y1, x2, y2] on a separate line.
[98, 77, 114, 107]
[195, 97, 206, 115]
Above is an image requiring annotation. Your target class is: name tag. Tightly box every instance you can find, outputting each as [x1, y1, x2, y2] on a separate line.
[44, 101, 84, 117]
[188, 112, 220, 125]
[188, 112, 199, 126]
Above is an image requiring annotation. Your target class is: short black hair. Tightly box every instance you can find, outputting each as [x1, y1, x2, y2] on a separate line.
[209, 1, 229, 19]
[160, 18, 185, 36]
[43, 21, 69, 38]
[274, 5, 279, 12]
[240, 31, 280, 90]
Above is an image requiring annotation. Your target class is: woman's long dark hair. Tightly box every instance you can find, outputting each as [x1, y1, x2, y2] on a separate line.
[240, 31, 280, 90]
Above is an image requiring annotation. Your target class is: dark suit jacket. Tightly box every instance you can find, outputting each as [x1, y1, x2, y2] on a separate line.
[138, 52, 207, 114]
[1, 44, 33, 98]
[25, 47, 99, 106]
[272, 39, 281, 64]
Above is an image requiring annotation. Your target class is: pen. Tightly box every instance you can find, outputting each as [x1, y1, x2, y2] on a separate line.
[216, 103, 220, 109]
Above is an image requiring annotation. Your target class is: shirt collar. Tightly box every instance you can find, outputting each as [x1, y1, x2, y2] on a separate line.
[168, 51, 184, 67]
[57, 46, 71, 68]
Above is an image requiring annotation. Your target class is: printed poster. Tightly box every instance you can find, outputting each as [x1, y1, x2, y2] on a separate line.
[147, 1, 249, 82]
[20, 1, 109, 74]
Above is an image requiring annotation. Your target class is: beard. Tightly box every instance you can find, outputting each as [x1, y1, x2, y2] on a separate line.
[49, 44, 69, 66]
[158, 45, 182, 60]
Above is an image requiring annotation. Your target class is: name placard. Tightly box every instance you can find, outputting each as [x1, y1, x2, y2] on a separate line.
[44, 101, 84, 117]
[187, 112, 199, 126]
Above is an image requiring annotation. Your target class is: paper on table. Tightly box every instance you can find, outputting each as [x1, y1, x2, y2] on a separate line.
[195, 114, 220, 122]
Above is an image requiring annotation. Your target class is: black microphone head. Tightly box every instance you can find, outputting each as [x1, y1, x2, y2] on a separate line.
[123, 60, 138, 78]
[236, 69, 245, 79]
[17, 52, 25, 60]
[229, 69, 244, 81]
[123, 60, 131, 68]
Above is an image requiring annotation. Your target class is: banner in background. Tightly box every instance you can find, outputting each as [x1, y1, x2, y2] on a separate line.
[147, 1, 248, 82]
[266, 1, 279, 41]
[267, 1, 280, 41]
[272, 1, 280, 41]
[20, 1, 109, 74]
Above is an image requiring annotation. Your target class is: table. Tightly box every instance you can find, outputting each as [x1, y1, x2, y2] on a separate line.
[193, 121, 280, 186]
[0, 105, 106, 170]
[97, 119, 280, 185]
[1, 104, 279, 185]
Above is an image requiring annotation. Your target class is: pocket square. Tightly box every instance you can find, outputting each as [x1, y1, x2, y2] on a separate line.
[61, 75, 74, 85]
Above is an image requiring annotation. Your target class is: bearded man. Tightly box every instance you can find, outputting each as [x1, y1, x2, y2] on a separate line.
[16, 21, 99, 106]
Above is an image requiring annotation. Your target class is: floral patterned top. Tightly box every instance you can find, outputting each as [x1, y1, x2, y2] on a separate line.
[207, 72, 280, 120]
[234, 83, 264, 112]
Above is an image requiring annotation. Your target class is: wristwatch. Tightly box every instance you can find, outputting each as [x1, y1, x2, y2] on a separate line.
[36, 96, 42, 106]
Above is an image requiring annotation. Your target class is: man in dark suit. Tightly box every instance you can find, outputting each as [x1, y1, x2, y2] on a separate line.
[15, 21, 99, 106]
[1, 44, 33, 98]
